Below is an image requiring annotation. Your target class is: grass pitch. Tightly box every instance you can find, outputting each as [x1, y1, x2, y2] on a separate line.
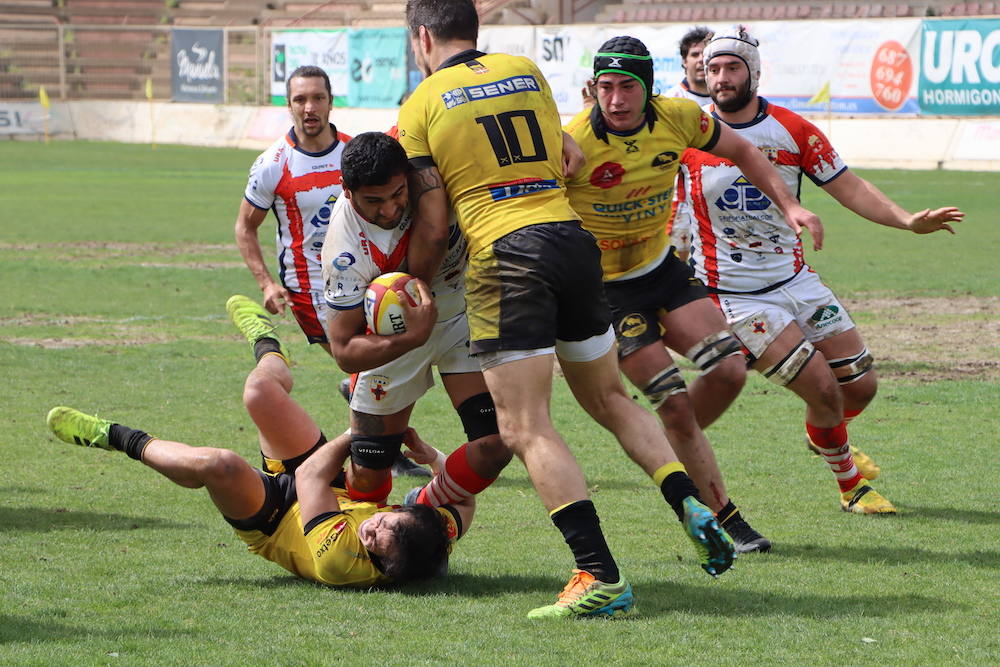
[1, 140, 998, 664]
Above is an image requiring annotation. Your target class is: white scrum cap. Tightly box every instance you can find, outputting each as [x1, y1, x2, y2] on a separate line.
[703, 26, 761, 93]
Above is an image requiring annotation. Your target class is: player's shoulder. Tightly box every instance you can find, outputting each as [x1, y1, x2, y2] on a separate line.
[652, 95, 704, 118]
[764, 100, 817, 134]
[250, 131, 293, 170]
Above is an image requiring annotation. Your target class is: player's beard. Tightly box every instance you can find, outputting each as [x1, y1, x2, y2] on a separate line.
[711, 79, 754, 113]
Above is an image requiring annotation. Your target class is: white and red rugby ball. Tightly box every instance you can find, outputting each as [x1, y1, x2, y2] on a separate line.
[364, 272, 422, 335]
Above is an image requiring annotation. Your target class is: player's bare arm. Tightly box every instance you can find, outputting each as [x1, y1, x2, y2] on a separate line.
[406, 165, 450, 283]
[561, 132, 585, 179]
[294, 433, 351, 527]
[326, 280, 437, 373]
[821, 169, 964, 234]
[709, 123, 825, 250]
[234, 199, 291, 314]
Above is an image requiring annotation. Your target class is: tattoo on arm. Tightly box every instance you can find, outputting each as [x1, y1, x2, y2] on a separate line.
[411, 167, 442, 205]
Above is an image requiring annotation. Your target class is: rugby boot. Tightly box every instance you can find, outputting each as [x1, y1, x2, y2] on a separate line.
[226, 294, 291, 363]
[682, 497, 736, 576]
[722, 515, 772, 554]
[47, 407, 114, 451]
[527, 570, 634, 619]
[840, 478, 897, 515]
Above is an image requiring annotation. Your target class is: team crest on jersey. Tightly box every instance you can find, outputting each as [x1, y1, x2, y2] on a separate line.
[752, 319, 766, 334]
[760, 146, 778, 163]
[589, 161, 624, 189]
[618, 313, 648, 338]
[332, 252, 356, 271]
[716, 176, 771, 212]
[651, 151, 678, 170]
[368, 375, 391, 401]
[811, 305, 842, 329]
[700, 113, 710, 133]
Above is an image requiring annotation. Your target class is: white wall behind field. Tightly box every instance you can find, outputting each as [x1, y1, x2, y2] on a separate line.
[6, 100, 1000, 171]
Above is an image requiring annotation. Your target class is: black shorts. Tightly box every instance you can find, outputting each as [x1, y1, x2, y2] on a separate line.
[604, 252, 709, 358]
[261, 433, 326, 475]
[465, 221, 612, 354]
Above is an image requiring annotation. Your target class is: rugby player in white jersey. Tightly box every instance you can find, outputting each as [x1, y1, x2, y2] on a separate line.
[320, 131, 511, 512]
[678, 27, 963, 513]
[233, 66, 428, 477]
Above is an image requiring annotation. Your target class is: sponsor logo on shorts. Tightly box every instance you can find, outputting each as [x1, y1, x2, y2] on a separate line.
[752, 319, 766, 334]
[332, 252, 355, 271]
[651, 151, 678, 170]
[618, 313, 648, 338]
[488, 178, 558, 201]
[589, 161, 624, 189]
[811, 305, 842, 329]
[369, 375, 390, 401]
[441, 75, 540, 109]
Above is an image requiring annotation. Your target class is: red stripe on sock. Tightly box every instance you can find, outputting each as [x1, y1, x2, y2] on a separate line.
[444, 443, 495, 495]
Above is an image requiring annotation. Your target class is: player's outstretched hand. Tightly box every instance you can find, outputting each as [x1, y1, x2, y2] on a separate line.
[907, 206, 964, 235]
[399, 278, 437, 342]
[401, 427, 443, 469]
[786, 204, 824, 251]
[262, 283, 291, 315]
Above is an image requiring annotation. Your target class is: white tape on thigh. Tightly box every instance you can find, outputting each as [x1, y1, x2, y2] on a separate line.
[643, 364, 688, 409]
[828, 347, 874, 384]
[684, 331, 743, 374]
[762, 339, 816, 386]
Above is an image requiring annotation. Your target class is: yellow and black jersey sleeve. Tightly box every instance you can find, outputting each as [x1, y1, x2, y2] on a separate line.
[398, 52, 579, 256]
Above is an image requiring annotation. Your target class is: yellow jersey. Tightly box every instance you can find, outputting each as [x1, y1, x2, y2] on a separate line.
[397, 50, 579, 256]
[565, 97, 719, 280]
[235, 491, 459, 588]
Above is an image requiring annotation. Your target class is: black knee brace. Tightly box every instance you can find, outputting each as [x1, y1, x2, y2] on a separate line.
[457, 392, 499, 442]
[349, 433, 404, 470]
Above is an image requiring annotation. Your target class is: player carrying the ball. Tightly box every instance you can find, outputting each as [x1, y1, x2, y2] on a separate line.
[320, 131, 512, 522]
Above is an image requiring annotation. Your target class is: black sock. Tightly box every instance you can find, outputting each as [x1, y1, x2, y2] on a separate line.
[660, 471, 702, 521]
[550, 500, 620, 583]
[717, 499, 741, 526]
[253, 337, 282, 363]
[108, 424, 153, 461]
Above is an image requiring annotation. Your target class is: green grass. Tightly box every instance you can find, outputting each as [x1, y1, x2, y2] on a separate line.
[1, 141, 998, 664]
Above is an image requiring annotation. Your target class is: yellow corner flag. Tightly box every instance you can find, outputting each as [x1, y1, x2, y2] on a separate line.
[807, 81, 831, 106]
[39, 85, 51, 109]
[145, 77, 153, 100]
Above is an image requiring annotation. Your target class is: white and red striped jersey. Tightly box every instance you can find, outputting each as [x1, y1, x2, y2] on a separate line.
[244, 125, 351, 294]
[679, 99, 847, 293]
[663, 78, 712, 105]
[321, 196, 467, 322]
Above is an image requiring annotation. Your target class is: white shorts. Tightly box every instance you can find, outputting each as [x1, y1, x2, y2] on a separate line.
[350, 312, 480, 415]
[715, 269, 856, 359]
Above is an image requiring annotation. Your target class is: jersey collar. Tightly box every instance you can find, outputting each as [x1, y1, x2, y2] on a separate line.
[711, 97, 769, 129]
[286, 123, 343, 157]
[436, 49, 487, 72]
[681, 78, 711, 100]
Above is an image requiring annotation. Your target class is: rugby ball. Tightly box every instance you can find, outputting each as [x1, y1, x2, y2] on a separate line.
[364, 272, 421, 335]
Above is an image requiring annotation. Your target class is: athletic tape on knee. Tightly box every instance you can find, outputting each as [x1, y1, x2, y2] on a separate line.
[456, 392, 499, 442]
[762, 339, 816, 386]
[828, 347, 874, 385]
[684, 331, 743, 374]
[349, 433, 404, 470]
[643, 364, 687, 409]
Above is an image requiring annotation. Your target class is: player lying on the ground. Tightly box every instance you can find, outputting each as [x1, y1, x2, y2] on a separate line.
[677, 27, 964, 514]
[45, 347, 470, 587]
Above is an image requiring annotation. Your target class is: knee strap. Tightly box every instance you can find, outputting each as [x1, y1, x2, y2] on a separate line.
[350, 433, 404, 470]
[456, 392, 499, 442]
[828, 347, 874, 384]
[684, 331, 743, 374]
[762, 339, 815, 386]
[643, 364, 688, 409]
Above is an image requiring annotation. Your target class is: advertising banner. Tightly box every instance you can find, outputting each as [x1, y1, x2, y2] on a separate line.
[919, 19, 1000, 115]
[270, 29, 349, 106]
[0, 101, 73, 135]
[346, 27, 407, 108]
[171, 28, 225, 103]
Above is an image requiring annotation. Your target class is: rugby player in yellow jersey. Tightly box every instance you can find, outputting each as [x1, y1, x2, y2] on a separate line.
[564, 35, 825, 554]
[397, 0, 735, 619]
[45, 298, 470, 588]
